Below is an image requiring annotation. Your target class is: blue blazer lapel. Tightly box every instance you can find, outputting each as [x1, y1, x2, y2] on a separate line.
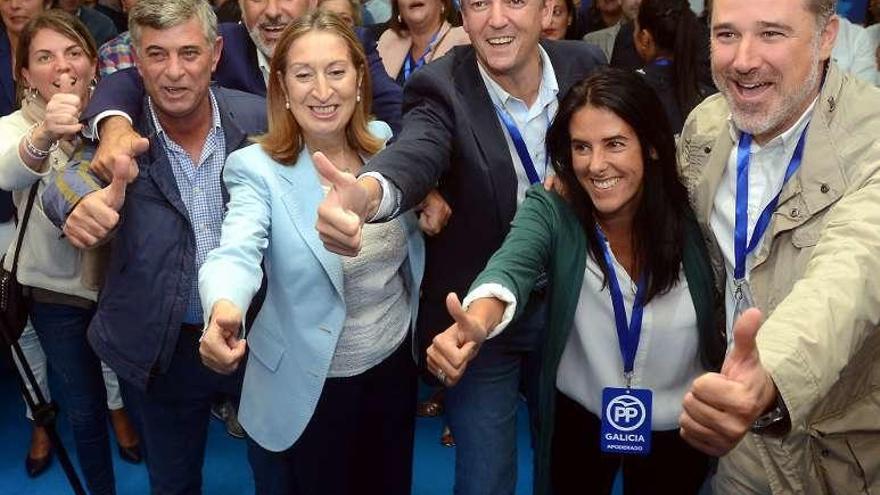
[276, 153, 344, 298]
[454, 51, 519, 227]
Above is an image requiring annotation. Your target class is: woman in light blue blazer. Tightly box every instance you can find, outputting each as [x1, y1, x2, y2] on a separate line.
[198, 12, 424, 495]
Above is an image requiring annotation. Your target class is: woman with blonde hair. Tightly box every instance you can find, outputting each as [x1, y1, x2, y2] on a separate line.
[198, 11, 424, 495]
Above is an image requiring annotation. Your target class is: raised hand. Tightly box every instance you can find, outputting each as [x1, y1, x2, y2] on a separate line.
[199, 299, 247, 375]
[679, 308, 779, 456]
[42, 73, 84, 143]
[417, 188, 452, 237]
[314, 151, 373, 256]
[426, 293, 498, 387]
[90, 116, 149, 183]
[63, 154, 133, 249]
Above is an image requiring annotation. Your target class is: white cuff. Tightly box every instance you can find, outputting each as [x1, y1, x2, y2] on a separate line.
[462, 283, 517, 339]
[87, 110, 133, 140]
[360, 171, 399, 222]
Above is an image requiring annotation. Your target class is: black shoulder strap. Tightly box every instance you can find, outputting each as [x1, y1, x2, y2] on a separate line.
[10, 183, 39, 277]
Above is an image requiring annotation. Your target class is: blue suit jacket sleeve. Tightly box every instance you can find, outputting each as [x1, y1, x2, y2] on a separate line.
[358, 27, 402, 135]
[81, 67, 145, 124]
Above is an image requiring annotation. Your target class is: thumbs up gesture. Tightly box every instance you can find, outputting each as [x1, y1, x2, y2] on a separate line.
[314, 151, 378, 256]
[63, 154, 133, 249]
[42, 73, 84, 142]
[426, 293, 503, 387]
[679, 308, 780, 456]
[199, 299, 247, 375]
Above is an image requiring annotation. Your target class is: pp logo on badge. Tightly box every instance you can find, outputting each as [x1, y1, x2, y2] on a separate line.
[600, 387, 652, 455]
[606, 395, 646, 431]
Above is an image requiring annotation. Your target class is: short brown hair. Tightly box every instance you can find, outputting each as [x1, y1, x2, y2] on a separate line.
[15, 10, 98, 97]
[258, 10, 382, 165]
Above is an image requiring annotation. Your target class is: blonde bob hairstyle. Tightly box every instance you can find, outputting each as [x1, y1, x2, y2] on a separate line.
[257, 11, 382, 165]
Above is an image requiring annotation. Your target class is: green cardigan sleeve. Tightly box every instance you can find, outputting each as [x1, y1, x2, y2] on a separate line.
[469, 187, 567, 321]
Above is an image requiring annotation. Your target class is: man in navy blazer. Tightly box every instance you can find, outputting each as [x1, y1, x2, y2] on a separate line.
[42, 1, 267, 492]
[82, 0, 402, 175]
[314, 0, 605, 492]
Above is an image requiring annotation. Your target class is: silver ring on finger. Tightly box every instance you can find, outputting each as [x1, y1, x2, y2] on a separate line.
[436, 369, 447, 386]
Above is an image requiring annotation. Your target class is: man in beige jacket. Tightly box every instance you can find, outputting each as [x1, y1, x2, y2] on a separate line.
[676, 0, 880, 493]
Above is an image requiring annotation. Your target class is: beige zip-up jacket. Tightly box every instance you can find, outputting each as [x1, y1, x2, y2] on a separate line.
[677, 63, 880, 495]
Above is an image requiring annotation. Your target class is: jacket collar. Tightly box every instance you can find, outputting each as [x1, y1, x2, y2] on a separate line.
[136, 86, 249, 218]
[275, 151, 345, 298]
[693, 63, 847, 233]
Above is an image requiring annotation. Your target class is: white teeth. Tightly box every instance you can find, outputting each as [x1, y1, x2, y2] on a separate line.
[592, 177, 619, 190]
[311, 105, 337, 114]
[487, 36, 514, 45]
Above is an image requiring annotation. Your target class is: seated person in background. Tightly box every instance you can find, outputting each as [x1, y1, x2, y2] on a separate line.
[41, 0, 267, 492]
[582, 0, 639, 66]
[198, 13, 424, 494]
[582, 0, 623, 35]
[542, 0, 579, 40]
[97, 0, 138, 77]
[831, 13, 879, 84]
[55, 0, 118, 47]
[85, 0, 404, 182]
[633, 0, 714, 134]
[317, 0, 361, 27]
[427, 68, 725, 495]
[377, 0, 469, 85]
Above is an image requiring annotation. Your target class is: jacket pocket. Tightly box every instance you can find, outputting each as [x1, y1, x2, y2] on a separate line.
[811, 430, 880, 494]
[247, 324, 285, 373]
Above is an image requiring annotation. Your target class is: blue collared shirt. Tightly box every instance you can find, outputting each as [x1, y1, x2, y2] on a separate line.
[147, 90, 226, 324]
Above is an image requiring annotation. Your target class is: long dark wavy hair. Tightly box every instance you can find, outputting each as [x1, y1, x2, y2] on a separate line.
[546, 68, 690, 304]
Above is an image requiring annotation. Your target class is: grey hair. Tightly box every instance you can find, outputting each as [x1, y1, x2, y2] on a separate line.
[129, 0, 218, 51]
[806, 0, 837, 26]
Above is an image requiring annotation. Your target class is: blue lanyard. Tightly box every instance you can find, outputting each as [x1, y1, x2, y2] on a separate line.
[494, 106, 546, 185]
[651, 57, 672, 67]
[596, 226, 648, 380]
[402, 31, 440, 81]
[733, 125, 809, 280]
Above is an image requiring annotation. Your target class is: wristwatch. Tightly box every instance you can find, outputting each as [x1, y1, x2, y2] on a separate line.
[750, 395, 791, 437]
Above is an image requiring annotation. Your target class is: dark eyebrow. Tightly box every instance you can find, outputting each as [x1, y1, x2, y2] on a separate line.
[602, 134, 628, 142]
[756, 21, 793, 32]
[712, 20, 793, 33]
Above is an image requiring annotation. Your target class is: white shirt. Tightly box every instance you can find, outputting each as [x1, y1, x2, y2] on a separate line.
[832, 16, 879, 85]
[466, 247, 703, 430]
[709, 99, 817, 341]
[368, 46, 560, 219]
[256, 47, 271, 87]
[477, 47, 559, 204]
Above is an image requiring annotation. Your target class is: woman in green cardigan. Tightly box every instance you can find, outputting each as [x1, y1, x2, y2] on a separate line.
[426, 68, 726, 494]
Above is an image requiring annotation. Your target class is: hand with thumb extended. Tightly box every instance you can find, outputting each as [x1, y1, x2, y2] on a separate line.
[426, 293, 498, 387]
[90, 115, 149, 183]
[33, 73, 84, 148]
[199, 299, 247, 375]
[314, 151, 369, 256]
[63, 155, 132, 249]
[679, 308, 780, 456]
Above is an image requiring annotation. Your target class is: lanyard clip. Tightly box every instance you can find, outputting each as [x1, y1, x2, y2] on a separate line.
[624, 371, 634, 390]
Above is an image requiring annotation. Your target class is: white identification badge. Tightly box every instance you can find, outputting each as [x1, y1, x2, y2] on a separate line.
[600, 387, 652, 456]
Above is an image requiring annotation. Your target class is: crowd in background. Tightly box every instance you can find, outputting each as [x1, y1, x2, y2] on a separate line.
[0, 0, 879, 495]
